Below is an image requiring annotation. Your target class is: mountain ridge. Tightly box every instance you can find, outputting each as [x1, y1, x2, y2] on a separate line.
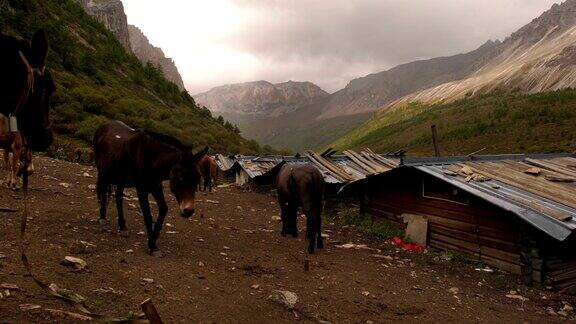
[128, 24, 185, 91]
[194, 80, 328, 117]
[331, 0, 576, 154]
[0, 0, 269, 156]
[76, 0, 186, 92]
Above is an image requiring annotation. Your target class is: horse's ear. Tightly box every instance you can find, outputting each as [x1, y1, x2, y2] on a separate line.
[31, 29, 48, 68]
[186, 146, 209, 164]
[196, 146, 209, 159]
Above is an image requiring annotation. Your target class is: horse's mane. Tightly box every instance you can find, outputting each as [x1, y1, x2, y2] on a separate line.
[143, 130, 191, 151]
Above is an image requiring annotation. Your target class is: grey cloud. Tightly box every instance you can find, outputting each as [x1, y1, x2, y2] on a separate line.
[222, 0, 560, 92]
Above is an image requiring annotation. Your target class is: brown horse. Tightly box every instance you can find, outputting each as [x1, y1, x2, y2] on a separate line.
[93, 121, 207, 255]
[0, 30, 55, 152]
[198, 155, 218, 192]
[0, 115, 34, 189]
[276, 163, 325, 254]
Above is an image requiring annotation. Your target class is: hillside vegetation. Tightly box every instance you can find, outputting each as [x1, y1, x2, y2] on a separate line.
[330, 89, 576, 155]
[0, 0, 269, 159]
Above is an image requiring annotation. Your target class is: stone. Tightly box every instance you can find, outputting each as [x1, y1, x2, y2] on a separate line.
[269, 290, 298, 310]
[61, 256, 87, 271]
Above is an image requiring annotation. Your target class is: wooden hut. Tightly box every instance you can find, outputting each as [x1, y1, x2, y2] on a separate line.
[344, 154, 576, 293]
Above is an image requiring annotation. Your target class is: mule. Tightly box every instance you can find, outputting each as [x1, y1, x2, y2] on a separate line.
[276, 163, 325, 254]
[198, 155, 218, 192]
[0, 30, 55, 152]
[0, 115, 34, 189]
[93, 121, 207, 255]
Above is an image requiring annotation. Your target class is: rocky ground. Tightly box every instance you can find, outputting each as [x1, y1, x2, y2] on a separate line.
[0, 156, 575, 323]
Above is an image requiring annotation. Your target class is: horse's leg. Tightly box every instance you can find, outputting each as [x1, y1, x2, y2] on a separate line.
[115, 184, 128, 235]
[136, 187, 156, 254]
[316, 206, 324, 249]
[278, 195, 291, 237]
[305, 208, 317, 254]
[96, 175, 109, 226]
[11, 154, 17, 189]
[150, 184, 168, 248]
[3, 150, 11, 188]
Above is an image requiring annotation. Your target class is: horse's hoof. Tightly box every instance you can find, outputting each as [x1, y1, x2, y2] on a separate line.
[308, 247, 315, 254]
[150, 250, 164, 258]
[118, 230, 129, 238]
[317, 240, 324, 249]
[98, 219, 108, 227]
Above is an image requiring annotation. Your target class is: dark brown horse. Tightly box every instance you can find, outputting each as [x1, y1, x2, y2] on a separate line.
[0, 30, 55, 152]
[198, 155, 218, 192]
[0, 115, 34, 189]
[93, 121, 207, 255]
[276, 163, 325, 254]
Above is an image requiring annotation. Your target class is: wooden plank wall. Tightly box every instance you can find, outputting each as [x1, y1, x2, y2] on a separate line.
[362, 171, 524, 274]
[542, 236, 576, 293]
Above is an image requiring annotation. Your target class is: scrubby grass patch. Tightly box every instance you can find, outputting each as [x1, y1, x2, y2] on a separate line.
[325, 207, 402, 240]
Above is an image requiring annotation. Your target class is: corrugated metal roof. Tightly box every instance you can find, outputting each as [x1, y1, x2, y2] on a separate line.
[226, 150, 400, 184]
[214, 154, 236, 171]
[342, 153, 576, 241]
[417, 163, 576, 241]
[230, 156, 285, 179]
[304, 150, 400, 184]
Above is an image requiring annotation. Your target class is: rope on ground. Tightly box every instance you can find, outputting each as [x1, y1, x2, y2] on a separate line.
[17, 150, 150, 323]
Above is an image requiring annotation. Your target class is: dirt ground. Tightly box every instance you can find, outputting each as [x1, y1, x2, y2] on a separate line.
[0, 156, 575, 323]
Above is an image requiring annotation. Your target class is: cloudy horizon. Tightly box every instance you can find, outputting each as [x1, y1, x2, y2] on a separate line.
[121, 0, 562, 94]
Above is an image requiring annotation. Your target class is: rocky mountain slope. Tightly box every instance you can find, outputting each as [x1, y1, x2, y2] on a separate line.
[331, 0, 576, 154]
[0, 0, 269, 155]
[390, 0, 576, 108]
[195, 80, 328, 117]
[315, 40, 502, 120]
[196, 12, 503, 150]
[75, 0, 131, 51]
[128, 25, 185, 90]
[76, 0, 186, 91]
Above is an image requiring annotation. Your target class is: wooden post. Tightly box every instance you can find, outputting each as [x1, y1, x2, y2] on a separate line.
[141, 298, 163, 324]
[431, 125, 441, 157]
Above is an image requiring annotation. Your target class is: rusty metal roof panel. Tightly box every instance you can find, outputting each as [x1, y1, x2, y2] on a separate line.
[214, 154, 236, 171]
[416, 160, 576, 241]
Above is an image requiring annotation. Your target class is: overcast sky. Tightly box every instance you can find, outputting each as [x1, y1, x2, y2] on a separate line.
[121, 0, 562, 94]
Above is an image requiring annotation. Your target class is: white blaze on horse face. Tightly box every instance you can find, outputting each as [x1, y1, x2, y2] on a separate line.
[179, 190, 196, 213]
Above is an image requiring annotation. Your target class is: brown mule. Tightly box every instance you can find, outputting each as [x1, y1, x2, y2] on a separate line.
[198, 155, 218, 192]
[276, 163, 325, 254]
[93, 121, 207, 255]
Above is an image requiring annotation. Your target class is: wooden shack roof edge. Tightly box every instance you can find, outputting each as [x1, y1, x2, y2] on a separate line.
[340, 154, 576, 242]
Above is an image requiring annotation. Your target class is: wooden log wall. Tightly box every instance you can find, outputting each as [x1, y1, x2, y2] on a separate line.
[361, 170, 524, 274]
[542, 236, 576, 293]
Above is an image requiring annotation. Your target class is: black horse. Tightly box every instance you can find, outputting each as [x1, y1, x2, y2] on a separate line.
[0, 30, 55, 152]
[276, 163, 325, 254]
[93, 121, 207, 255]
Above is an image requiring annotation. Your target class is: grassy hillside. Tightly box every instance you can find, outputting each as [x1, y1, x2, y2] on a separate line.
[330, 89, 576, 155]
[0, 0, 270, 160]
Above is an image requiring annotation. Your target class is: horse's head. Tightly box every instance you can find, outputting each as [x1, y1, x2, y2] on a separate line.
[169, 146, 209, 218]
[16, 30, 55, 152]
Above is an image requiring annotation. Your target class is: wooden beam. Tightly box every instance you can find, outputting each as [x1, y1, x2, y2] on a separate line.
[141, 299, 163, 324]
[463, 162, 576, 215]
[306, 151, 351, 182]
[343, 150, 379, 174]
